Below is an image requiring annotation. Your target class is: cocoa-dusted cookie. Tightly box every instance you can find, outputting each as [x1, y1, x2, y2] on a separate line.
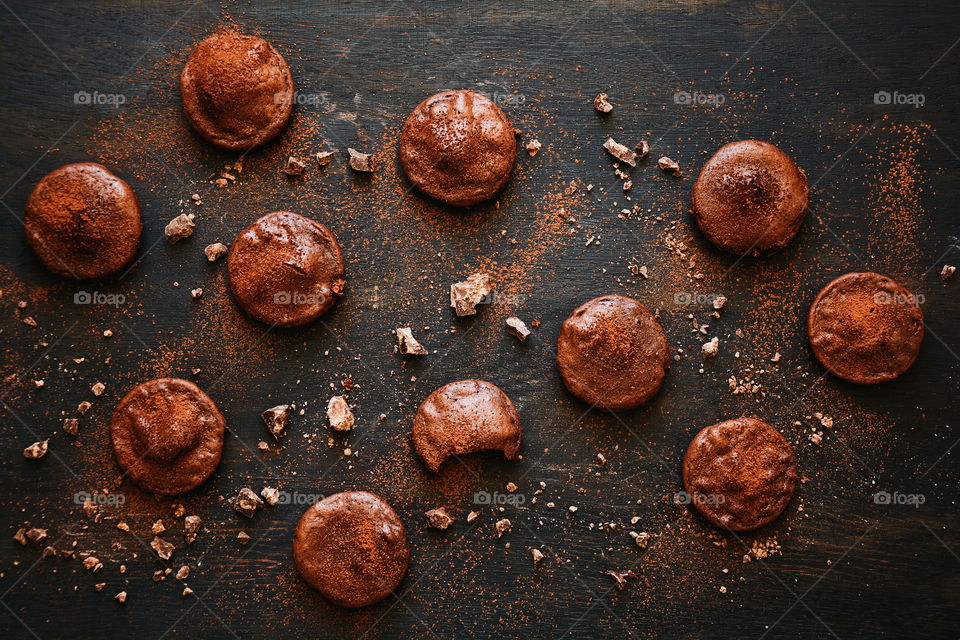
[110, 378, 225, 495]
[227, 211, 345, 327]
[683, 417, 797, 531]
[691, 140, 808, 256]
[808, 272, 924, 384]
[399, 90, 517, 206]
[556, 295, 669, 411]
[293, 491, 409, 607]
[24, 163, 142, 279]
[180, 31, 293, 151]
[412, 380, 521, 473]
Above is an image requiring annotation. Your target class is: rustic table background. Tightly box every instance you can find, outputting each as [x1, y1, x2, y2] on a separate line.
[1, 1, 958, 638]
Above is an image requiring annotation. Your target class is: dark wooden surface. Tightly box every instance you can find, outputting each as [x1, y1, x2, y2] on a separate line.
[1, 1, 959, 638]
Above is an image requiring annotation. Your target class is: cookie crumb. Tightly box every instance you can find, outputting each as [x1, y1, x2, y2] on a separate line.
[260, 486, 280, 506]
[603, 137, 637, 167]
[115, 591, 127, 604]
[425, 507, 454, 530]
[657, 156, 681, 176]
[702, 337, 719, 358]
[525, 139, 542, 156]
[23, 440, 48, 459]
[531, 548, 544, 565]
[150, 536, 175, 560]
[234, 488, 263, 518]
[326, 395, 355, 431]
[941, 264, 956, 280]
[204, 243, 228, 262]
[593, 93, 613, 113]
[165, 214, 195, 243]
[261, 404, 290, 440]
[63, 418, 79, 436]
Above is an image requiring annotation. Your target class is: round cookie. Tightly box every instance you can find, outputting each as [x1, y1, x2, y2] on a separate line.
[399, 90, 517, 206]
[24, 163, 142, 279]
[110, 378, 225, 495]
[807, 272, 924, 384]
[691, 140, 808, 256]
[180, 31, 294, 151]
[412, 380, 522, 473]
[227, 211, 346, 328]
[682, 417, 797, 531]
[556, 295, 670, 411]
[293, 491, 409, 607]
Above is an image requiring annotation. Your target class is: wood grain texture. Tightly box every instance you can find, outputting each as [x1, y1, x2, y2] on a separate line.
[0, 1, 958, 639]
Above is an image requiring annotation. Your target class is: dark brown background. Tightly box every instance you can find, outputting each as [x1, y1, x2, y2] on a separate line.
[1, 1, 958, 638]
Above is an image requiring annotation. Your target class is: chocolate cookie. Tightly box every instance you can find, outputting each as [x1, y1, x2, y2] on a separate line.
[399, 90, 517, 206]
[682, 417, 797, 531]
[227, 211, 346, 327]
[24, 163, 142, 279]
[807, 272, 924, 384]
[180, 31, 294, 151]
[293, 491, 409, 607]
[691, 140, 808, 256]
[110, 378, 225, 495]
[412, 380, 521, 473]
[556, 295, 670, 411]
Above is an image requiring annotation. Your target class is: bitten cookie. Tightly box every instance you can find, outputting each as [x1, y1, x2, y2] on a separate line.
[110, 378, 226, 495]
[227, 211, 346, 327]
[412, 380, 522, 473]
[692, 140, 808, 255]
[399, 90, 517, 206]
[807, 272, 924, 384]
[556, 295, 670, 411]
[682, 417, 797, 531]
[293, 491, 409, 607]
[180, 31, 294, 151]
[24, 163, 142, 279]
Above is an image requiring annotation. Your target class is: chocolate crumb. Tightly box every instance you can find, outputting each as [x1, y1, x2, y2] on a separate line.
[594, 93, 613, 113]
[151, 536, 175, 560]
[941, 265, 956, 280]
[315, 150, 336, 167]
[233, 488, 263, 518]
[63, 418, 79, 436]
[466, 510, 481, 524]
[604, 137, 637, 167]
[629, 531, 652, 549]
[237, 531, 250, 545]
[204, 242, 228, 262]
[182, 587, 193, 597]
[605, 569, 638, 590]
[117, 522, 130, 533]
[260, 486, 280, 506]
[83, 556, 103, 572]
[702, 337, 719, 358]
[326, 395, 355, 431]
[175, 565, 190, 580]
[13, 528, 28, 545]
[151, 519, 165, 535]
[164, 214, 195, 243]
[657, 156, 681, 176]
[531, 548, 544, 565]
[282, 155, 307, 176]
[495, 518, 512, 538]
[525, 139, 542, 156]
[23, 439, 48, 459]
[450, 272, 493, 316]
[77, 401, 92, 415]
[506, 317, 531, 342]
[115, 591, 127, 604]
[261, 404, 290, 440]
[635, 140, 650, 159]
[82, 498, 98, 519]
[395, 327, 428, 355]
[425, 507, 454, 530]
[347, 148, 375, 172]
[713, 295, 728, 310]
[91, 382, 105, 396]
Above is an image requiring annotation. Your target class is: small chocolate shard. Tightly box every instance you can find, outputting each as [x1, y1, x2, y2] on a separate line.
[63, 417, 79, 436]
[23, 439, 48, 459]
[941, 265, 956, 280]
[165, 214, 195, 244]
[347, 148, 375, 172]
[327, 395, 355, 431]
[506, 317, 531, 342]
[233, 488, 263, 518]
[25, 527, 47, 543]
[151, 519, 166, 535]
[315, 150, 336, 167]
[151, 536, 175, 561]
[606, 569, 639, 590]
[77, 400, 92, 415]
[395, 327, 428, 355]
[603, 137, 637, 167]
[594, 93, 614, 113]
[525, 139, 542, 156]
[237, 531, 251, 545]
[175, 565, 190, 580]
[204, 242, 228, 262]
[495, 518, 512, 538]
[658, 156, 681, 176]
[531, 548, 544, 565]
[635, 139, 650, 160]
[261, 404, 290, 440]
[115, 591, 127, 604]
[425, 507, 454, 530]
[466, 510, 481, 524]
[283, 155, 307, 176]
[260, 486, 280, 506]
[450, 273, 493, 316]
